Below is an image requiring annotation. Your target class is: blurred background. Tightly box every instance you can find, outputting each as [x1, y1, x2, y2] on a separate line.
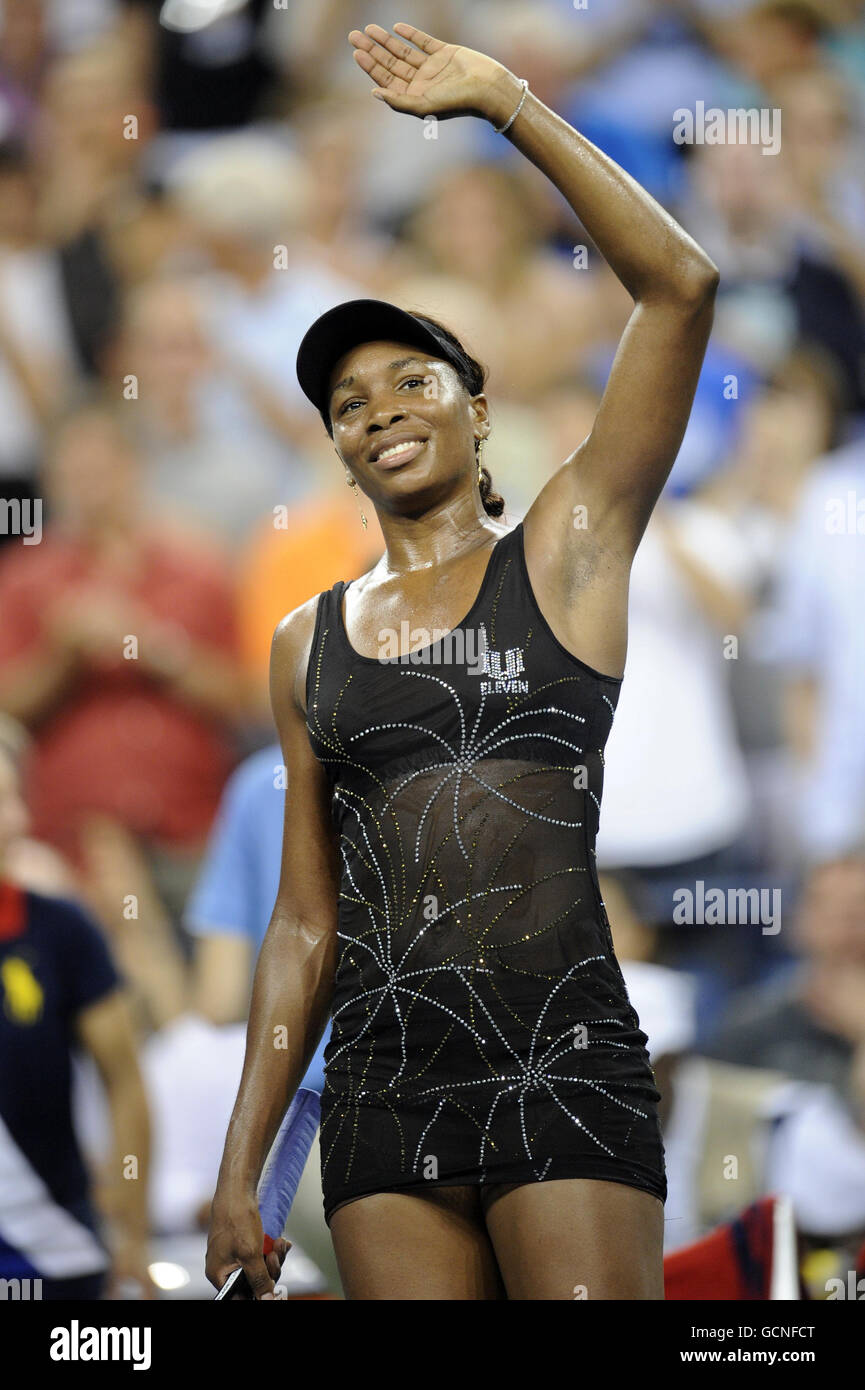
[0, 0, 864, 1301]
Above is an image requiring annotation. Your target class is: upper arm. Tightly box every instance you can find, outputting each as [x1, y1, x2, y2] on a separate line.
[581, 284, 717, 535]
[184, 766, 255, 939]
[516, 273, 718, 678]
[57, 889, 133, 1084]
[268, 600, 341, 945]
[524, 273, 719, 561]
[76, 988, 142, 1087]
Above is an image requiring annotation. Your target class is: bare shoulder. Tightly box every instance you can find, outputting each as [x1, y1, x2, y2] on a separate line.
[270, 592, 324, 721]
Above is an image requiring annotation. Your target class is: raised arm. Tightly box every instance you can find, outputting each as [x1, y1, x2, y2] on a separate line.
[496, 91, 718, 544]
[205, 598, 340, 1298]
[351, 22, 717, 543]
[349, 21, 718, 676]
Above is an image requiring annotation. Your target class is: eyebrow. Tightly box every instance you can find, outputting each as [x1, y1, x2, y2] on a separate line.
[330, 356, 430, 399]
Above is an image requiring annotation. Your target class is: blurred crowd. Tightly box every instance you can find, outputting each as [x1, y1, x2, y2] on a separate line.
[1, 0, 864, 1299]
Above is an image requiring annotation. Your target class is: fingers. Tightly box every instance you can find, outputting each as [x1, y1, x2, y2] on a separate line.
[349, 30, 417, 85]
[346, 23, 432, 117]
[210, 1259, 241, 1294]
[360, 23, 425, 68]
[264, 1237, 291, 1281]
[392, 22, 444, 55]
[371, 88, 428, 116]
[352, 48, 410, 94]
[243, 1254, 276, 1301]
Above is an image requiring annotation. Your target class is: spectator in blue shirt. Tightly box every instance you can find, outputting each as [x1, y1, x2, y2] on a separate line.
[185, 743, 336, 1290]
[0, 728, 150, 1299]
[185, 744, 329, 1091]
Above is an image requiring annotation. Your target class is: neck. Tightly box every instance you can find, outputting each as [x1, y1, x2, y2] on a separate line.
[375, 497, 500, 576]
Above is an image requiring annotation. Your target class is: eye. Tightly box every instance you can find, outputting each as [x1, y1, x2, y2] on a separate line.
[338, 376, 425, 417]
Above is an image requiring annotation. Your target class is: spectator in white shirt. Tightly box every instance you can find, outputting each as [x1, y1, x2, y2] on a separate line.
[768, 435, 865, 864]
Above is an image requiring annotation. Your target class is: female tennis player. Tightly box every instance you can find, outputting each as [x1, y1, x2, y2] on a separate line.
[207, 22, 718, 1301]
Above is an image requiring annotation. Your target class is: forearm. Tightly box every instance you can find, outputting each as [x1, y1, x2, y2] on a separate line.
[102, 1070, 151, 1242]
[660, 521, 752, 630]
[0, 325, 65, 425]
[109, 914, 188, 1034]
[489, 75, 717, 302]
[215, 912, 335, 1195]
[163, 649, 246, 721]
[141, 629, 246, 722]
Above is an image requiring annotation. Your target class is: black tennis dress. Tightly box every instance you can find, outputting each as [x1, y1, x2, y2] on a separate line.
[305, 521, 666, 1224]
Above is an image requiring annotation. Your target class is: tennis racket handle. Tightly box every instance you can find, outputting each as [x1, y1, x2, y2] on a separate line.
[213, 1087, 321, 1300]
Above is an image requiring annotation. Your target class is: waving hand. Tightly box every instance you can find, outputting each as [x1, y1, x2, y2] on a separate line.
[348, 23, 517, 123]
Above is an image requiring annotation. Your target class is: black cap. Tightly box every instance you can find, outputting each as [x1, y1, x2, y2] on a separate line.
[295, 298, 466, 425]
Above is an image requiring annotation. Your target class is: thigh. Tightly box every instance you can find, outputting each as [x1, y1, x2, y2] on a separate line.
[328, 1185, 507, 1301]
[483, 1178, 665, 1300]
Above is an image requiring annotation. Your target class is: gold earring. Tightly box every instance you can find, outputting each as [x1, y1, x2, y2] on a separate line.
[345, 471, 368, 530]
[476, 437, 485, 485]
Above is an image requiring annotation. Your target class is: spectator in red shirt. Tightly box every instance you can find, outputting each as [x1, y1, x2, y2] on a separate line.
[0, 398, 244, 1027]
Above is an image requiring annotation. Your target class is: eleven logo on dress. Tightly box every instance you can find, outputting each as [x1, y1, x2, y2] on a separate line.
[472, 623, 529, 695]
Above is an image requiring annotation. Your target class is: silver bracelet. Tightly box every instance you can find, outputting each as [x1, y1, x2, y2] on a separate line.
[494, 77, 529, 134]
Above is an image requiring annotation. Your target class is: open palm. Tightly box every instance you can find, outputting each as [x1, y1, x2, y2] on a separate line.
[348, 23, 507, 122]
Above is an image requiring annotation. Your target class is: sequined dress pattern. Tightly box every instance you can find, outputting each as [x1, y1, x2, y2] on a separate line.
[305, 523, 665, 1221]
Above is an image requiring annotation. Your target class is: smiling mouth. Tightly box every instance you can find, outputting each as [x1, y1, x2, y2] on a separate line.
[373, 439, 427, 467]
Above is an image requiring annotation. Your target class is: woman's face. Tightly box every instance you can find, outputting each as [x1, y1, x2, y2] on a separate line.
[48, 412, 138, 532]
[328, 339, 487, 512]
[412, 168, 528, 280]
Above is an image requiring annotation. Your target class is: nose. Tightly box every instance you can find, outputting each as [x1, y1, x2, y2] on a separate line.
[366, 406, 407, 435]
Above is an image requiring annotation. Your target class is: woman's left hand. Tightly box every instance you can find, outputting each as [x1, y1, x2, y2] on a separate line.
[348, 23, 522, 127]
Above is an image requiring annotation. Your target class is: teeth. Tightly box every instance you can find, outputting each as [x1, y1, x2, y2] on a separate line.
[378, 439, 422, 460]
